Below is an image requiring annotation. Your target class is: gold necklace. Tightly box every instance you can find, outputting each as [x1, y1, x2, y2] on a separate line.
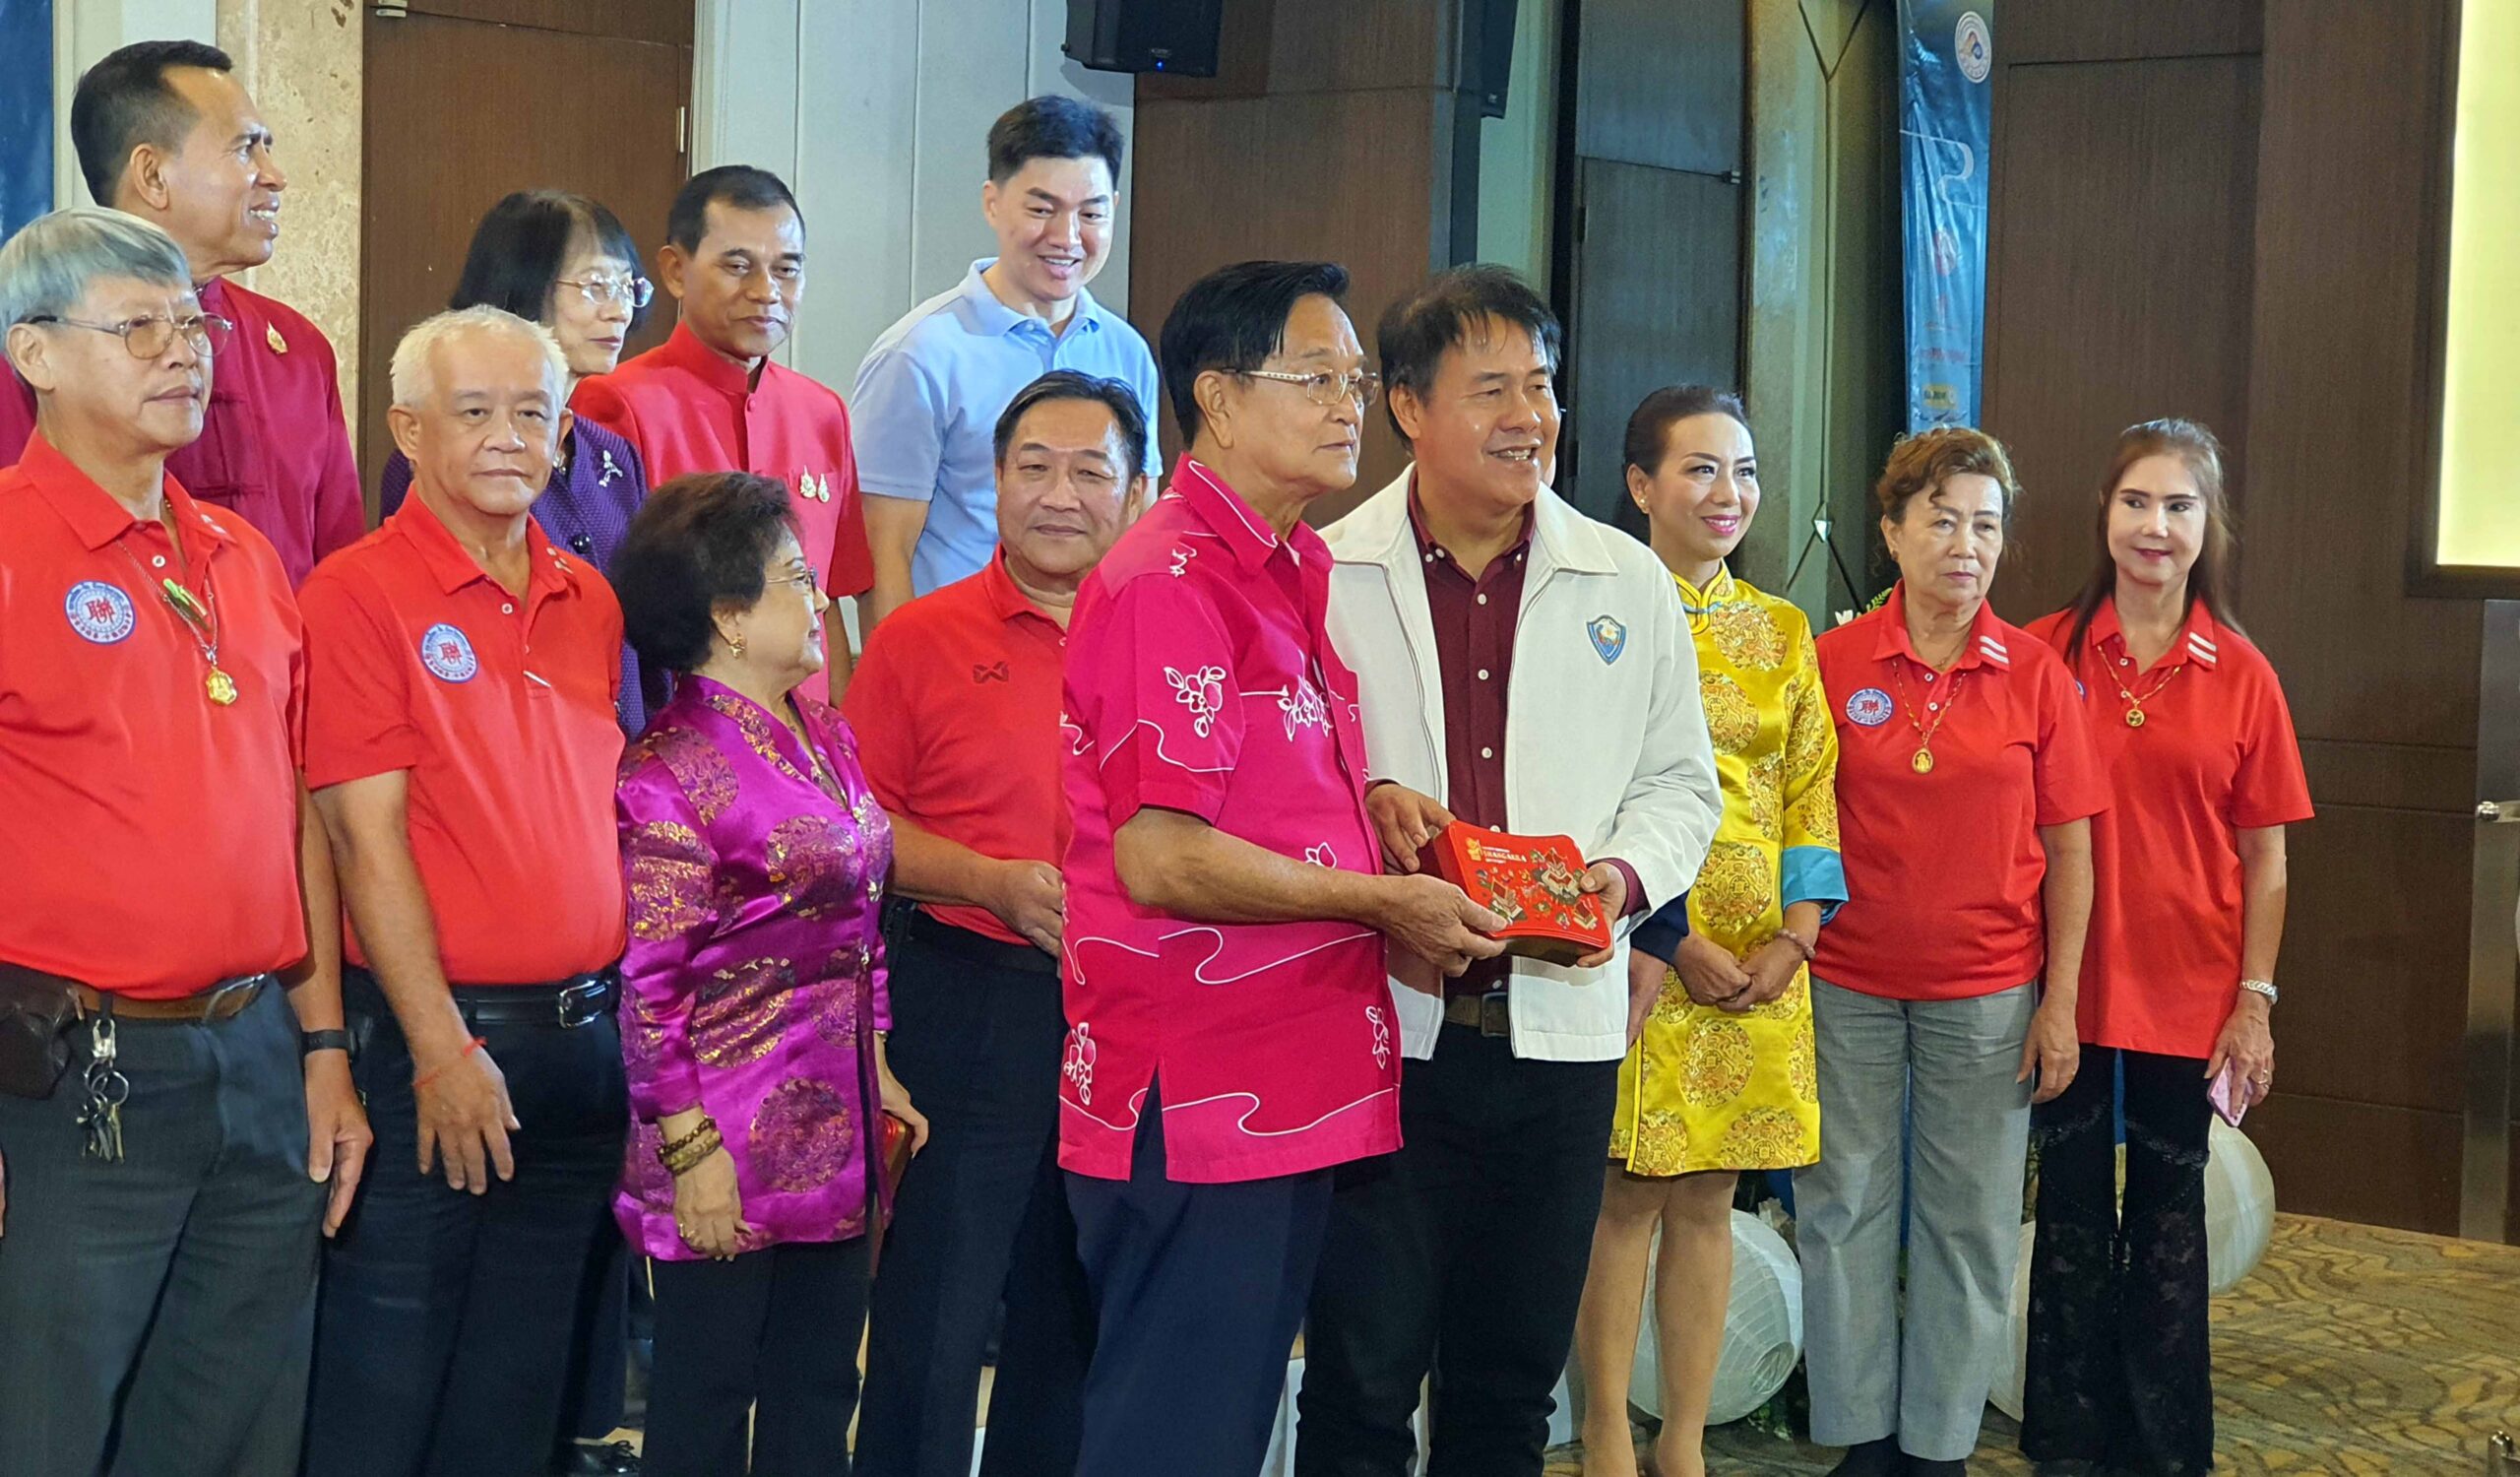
[1888, 661, 1965, 774]
[2110, 655, 2186, 728]
[115, 539, 234, 705]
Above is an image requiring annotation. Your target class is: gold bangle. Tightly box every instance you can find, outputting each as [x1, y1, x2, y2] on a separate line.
[662, 1126, 723, 1177]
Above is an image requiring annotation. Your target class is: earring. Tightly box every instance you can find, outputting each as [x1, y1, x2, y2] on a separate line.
[727, 632, 748, 659]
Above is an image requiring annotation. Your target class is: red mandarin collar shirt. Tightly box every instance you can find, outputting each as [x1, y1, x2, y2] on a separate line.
[845, 549, 1070, 947]
[0, 435, 309, 996]
[0, 276, 364, 588]
[298, 497, 627, 985]
[1057, 457, 1398, 1184]
[571, 323, 874, 598]
[2027, 599, 2312, 1059]
[1813, 585, 2109, 1001]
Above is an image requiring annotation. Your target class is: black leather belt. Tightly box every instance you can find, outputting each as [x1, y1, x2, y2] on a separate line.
[1442, 989, 1513, 1039]
[346, 965, 619, 1031]
[452, 970, 620, 1029]
[907, 910, 1059, 978]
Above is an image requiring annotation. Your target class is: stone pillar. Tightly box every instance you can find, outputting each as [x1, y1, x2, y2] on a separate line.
[217, 0, 361, 407]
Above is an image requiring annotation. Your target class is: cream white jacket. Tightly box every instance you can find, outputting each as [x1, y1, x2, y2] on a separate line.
[1323, 468, 1724, 1061]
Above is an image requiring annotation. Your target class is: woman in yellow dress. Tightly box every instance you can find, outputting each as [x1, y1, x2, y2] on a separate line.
[1572, 387, 1844, 1477]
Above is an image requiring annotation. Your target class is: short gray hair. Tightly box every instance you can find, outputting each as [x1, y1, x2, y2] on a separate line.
[389, 305, 569, 410]
[0, 207, 191, 331]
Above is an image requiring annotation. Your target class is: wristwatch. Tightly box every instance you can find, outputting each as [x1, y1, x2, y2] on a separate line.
[301, 1028, 354, 1058]
[2238, 979, 2279, 1007]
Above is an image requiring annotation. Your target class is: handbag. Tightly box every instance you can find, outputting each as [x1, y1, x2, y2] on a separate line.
[0, 962, 83, 1099]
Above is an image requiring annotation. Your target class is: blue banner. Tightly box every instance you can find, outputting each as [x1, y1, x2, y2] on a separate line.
[0, 0, 52, 238]
[1898, 0, 1991, 430]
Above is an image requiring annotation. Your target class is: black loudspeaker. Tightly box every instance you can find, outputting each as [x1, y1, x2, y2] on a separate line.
[1063, 0, 1225, 78]
[1466, 0, 1519, 118]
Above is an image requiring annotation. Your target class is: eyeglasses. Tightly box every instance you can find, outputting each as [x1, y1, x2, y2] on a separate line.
[1238, 367, 1382, 410]
[556, 276, 654, 310]
[770, 565, 820, 596]
[26, 312, 234, 358]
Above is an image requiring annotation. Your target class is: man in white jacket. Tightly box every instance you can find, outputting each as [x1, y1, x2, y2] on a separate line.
[1293, 266, 1724, 1477]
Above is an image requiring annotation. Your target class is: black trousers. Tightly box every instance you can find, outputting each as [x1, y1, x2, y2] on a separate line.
[1066, 1082, 1333, 1477]
[1295, 1025, 1621, 1477]
[855, 919, 1091, 1477]
[645, 1237, 871, 1477]
[2022, 1046, 2216, 1476]
[303, 983, 628, 1477]
[0, 985, 324, 1477]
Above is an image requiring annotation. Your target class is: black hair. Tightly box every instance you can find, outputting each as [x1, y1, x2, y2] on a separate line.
[1158, 260, 1352, 446]
[612, 472, 798, 674]
[1376, 263, 1562, 439]
[1622, 385, 1750, 476]
[70, 40, 235, 206]
[986, 96, 1126, 183]
[992, 370, 1150, 478]
[450, 191, 647, 331]
[665, 165, 803, 256]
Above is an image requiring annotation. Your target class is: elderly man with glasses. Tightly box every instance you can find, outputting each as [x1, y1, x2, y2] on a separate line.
[1052, 260, 1506, 1477]
[0, 205, 370, 1477]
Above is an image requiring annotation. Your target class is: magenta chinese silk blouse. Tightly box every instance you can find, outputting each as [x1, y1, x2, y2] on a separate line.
[612, 675, 894, 1261]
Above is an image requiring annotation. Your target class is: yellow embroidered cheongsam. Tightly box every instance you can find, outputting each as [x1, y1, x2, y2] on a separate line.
[1609, 568, 1843, 1175]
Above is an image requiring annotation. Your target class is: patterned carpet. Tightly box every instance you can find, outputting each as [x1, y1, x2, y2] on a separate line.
[1547, 1214, 2520, 1475]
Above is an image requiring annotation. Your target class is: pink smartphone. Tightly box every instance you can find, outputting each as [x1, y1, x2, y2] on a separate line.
[2207, 1060, 2251, 1127]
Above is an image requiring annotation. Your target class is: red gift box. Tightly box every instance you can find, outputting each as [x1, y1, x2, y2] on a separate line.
[1416, 823, 1611, 967]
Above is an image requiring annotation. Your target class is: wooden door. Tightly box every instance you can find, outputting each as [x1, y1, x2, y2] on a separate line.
[358, 0, 694, 514]
[1555, 0, 1746, 531]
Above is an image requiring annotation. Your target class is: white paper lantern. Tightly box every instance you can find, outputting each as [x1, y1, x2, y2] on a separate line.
[2204, 1118, 2276, 1295]
[1629, 1209, 1804, 1427]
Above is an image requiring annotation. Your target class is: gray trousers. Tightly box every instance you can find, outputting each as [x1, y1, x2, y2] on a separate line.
[0, 985, 324, 1477]
[1794, 978, 2033, 1462]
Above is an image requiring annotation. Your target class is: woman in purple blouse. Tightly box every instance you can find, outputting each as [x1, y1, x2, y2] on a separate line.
[610, 471, 926, 1477]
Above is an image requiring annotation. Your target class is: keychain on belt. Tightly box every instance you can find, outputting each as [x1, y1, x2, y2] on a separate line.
[76, 1015, 129, 1163]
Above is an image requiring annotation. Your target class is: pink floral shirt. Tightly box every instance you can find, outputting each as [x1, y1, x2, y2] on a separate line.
[1058, 458, 1398, 1184]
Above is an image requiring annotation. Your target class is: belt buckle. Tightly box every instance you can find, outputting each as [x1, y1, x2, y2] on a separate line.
[1478, 991, 1511, 1039]
[200, 975, 265, 1023]
[554, 979, 608, 1029]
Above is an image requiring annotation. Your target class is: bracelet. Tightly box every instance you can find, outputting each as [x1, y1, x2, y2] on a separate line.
[655, 1114, 725, 1174]
[1772, 929, 1817, 964]
[2238, 978, 2279, 1006]
[660, 1121, 724, 1177]
[411, 1036, 486, 1091]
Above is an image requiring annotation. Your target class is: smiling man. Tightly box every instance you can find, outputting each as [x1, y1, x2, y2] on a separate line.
[847, 370, 1151, 1477]
[573, 165, 869, 692]
[1295, 265, 1724, 1477]
[300, 308, 630, 1477]
[0, 41, 362, 587]
[850, 96, 1161, 633]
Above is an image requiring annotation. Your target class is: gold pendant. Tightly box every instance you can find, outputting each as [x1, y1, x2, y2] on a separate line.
[1911, 747, 1935, 775]
[2125, 708, 2147, 729]
[206, 668, 238, 705]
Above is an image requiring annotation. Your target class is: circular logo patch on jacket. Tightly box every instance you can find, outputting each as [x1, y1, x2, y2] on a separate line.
[1845, 687, 1895, 727]
[64, 581, 137, 644]
[419, 622, 478, 682]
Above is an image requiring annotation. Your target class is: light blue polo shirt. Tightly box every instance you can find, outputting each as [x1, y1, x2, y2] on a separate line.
[850, 258, 1162, 598]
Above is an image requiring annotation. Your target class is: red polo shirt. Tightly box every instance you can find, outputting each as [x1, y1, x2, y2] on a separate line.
[1813, 586, 2108, 1001]
[299, 497, 627, 985]
[2027, 599, 2312, 1059]
[1, 277, 364, 588]
[844, 549, 1068, 946]
[1059, 458, 1396, 1184]
[572, 323, 873, 598]
[0, 435, 308, 997]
